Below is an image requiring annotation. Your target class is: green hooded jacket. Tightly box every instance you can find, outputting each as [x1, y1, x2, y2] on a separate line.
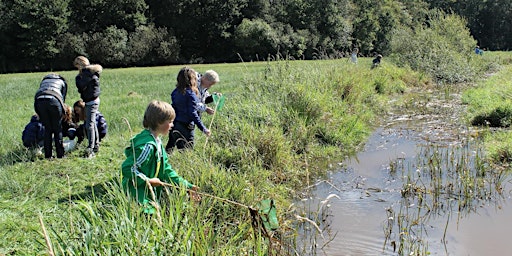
[121, 129, 193, 209]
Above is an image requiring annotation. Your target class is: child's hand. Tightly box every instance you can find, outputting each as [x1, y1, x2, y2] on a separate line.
[148, 178, 163, 187]
[204, 129, 211, 137]
[206, 107, 215, 115]
[189, 186, 201, 202]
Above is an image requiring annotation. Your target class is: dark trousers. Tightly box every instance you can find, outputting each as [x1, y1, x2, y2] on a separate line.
[166, 121, 195, 150]
[35, 97, 64, 158]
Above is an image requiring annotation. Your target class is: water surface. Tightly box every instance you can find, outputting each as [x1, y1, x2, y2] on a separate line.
[301, 89, 512, 255]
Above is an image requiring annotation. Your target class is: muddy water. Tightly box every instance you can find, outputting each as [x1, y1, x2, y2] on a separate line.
[300, 89, 512, 255]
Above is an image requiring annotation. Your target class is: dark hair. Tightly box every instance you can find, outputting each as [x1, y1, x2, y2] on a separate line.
[72, 100, 86, 123]
[176, 66, 199, 96]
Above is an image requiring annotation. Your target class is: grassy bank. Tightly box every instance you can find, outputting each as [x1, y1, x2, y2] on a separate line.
[1, 58, 429, 254]
[462, 52, 512, 165]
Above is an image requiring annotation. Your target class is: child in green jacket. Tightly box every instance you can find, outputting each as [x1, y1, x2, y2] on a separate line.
[121, 100, 199, 213]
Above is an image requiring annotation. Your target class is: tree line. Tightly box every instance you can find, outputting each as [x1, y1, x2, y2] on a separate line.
[0, 0, 509, 73]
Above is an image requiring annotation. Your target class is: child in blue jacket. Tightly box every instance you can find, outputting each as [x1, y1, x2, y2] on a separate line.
[22, 114, 45, 148]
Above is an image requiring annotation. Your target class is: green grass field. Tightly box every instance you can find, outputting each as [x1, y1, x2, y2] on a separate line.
[0, 55, 508, 255]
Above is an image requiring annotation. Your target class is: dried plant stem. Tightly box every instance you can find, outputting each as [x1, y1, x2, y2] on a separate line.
[38, 214, 54, 256]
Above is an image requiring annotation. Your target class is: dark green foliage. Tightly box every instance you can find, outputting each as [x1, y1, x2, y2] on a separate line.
[428, 0, 512, 51]
[234, 19, 278, 61]
[68, 0, 148, 33]
[0, 0, 71, 71]
[0, 0, 508, 73]
[88, 26, 129, 65]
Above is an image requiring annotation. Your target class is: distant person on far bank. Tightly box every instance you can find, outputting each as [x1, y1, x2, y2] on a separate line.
[350, 48, 359, 64]
[371, 54, 382, 69]
[475, 46, 484, 55]
[73, 56, 103, 158]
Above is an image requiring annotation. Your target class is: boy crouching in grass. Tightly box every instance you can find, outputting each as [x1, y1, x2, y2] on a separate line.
[121, 100, 200, 214]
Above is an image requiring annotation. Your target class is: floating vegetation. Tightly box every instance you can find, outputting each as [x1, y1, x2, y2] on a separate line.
[383, 140, 507, 255]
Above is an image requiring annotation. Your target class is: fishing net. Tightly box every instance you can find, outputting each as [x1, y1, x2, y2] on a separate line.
[212, 94, 225, 110]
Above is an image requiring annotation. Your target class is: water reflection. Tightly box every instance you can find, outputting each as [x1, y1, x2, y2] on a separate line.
[296, 90, 512, 255]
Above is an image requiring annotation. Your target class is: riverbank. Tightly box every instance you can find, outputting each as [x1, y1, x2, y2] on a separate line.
[0, 59, 431, 254]
[2, 52, 510, 254]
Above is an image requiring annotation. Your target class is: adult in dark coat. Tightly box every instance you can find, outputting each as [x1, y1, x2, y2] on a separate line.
[34, 73, 67, 158]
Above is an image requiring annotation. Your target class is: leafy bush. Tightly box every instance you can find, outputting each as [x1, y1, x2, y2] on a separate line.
[390, 10, 477, 84]
[234, 18, 278, 61]
[125, 24, 180, 66]
[88, 26, 128, 66]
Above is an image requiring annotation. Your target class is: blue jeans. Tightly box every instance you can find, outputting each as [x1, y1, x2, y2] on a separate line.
[85, 100, 100, 151]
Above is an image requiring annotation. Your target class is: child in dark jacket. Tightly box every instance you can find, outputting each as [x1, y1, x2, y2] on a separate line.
[165, 67, 211, 151]
[74, 56, 103, 157]
[22, 114, 45, 148]
[23, 105, 77, 153]
[371, 54, 383, 69]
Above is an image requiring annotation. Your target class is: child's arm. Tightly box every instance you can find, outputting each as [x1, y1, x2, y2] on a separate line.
[121, 144, 155, 188]
[186, 92, 210, 134]
[75, 74, 90, 93]
[161, 156, 193, 189]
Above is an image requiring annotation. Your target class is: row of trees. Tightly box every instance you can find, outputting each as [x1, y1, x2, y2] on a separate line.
[0, 0, 509, 73]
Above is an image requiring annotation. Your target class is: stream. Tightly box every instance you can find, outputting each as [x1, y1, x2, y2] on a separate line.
[297, 88, 512, 255]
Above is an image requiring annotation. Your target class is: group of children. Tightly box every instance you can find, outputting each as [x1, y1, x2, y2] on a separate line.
[349, 47, 383, 69]
[121, 66, 219, 212]
[25, 60, 220, 212]
[27, 56, 105, 159]
[22, 100, 108, 155]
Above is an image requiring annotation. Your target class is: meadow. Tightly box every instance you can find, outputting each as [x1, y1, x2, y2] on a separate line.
[0, 54, 508, 255]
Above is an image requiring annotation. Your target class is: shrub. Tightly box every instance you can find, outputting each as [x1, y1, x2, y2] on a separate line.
[88, 26, 128, 66]
[390, 10, 477, 84]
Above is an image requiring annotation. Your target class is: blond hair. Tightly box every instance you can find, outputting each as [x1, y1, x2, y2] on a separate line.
[143, 100, 175, 130]
[73, 56, 90, 69]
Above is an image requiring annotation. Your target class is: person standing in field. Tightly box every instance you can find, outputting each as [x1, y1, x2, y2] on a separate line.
[350, 48, 359, 64]
[165, 67, 211, 151]
[196, 70, 221, 115]
[34, 73, 68, 159]
[121, 100, 200, 214]
[73, 56, 103, 158]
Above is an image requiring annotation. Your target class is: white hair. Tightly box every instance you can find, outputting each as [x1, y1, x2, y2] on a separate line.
[202, 70, 219, 83]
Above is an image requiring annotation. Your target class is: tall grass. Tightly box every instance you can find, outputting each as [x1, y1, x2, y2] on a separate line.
[0, 59, 428, 254]
[462, 57, 512, 163]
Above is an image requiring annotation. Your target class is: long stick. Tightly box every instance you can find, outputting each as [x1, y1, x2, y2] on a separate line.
[161, 182, 253, 210]
[203, 100, 219, 151]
